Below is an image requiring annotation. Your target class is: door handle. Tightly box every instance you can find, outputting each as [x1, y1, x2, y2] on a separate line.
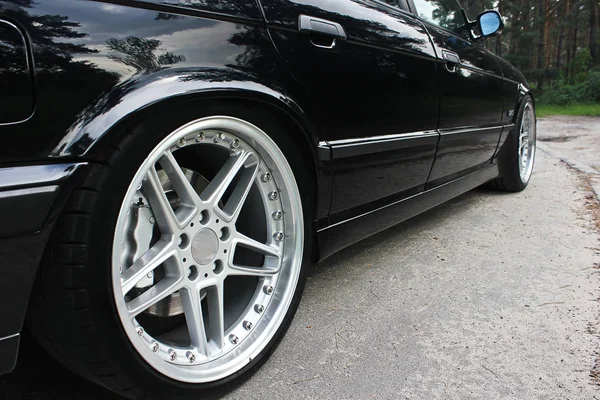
[298, 14, 347, 49]
[442, 50, 461, 73]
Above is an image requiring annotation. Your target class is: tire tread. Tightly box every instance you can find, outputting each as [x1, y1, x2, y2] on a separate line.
[28, 132, 148, 400]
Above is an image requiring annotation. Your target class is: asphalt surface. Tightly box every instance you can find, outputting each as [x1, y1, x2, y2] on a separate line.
[2, 116, 600, 399]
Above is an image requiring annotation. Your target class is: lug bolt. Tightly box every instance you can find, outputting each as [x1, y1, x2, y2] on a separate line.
[195, 132, 205, 142]
[273, 231, 284, 242]
[177, 137, 186, 147]
[151, 341, 159, 352]
[272, 210, 283, 221]
[146, 271, 153, 279]
[149, 216, 155, 224]
[231, 139, 240, 149]
[263, 285, 274, 295]
[214, 132, 224, 143]
[243, 321, 253, 331]
[229, 334, 239, 345]
[268, 191, 279, 201]
[255, 304, 265, 314]
[186, 351, 195, 363]
[136, 327, 144, 336]
[261, 172, 272, 182]
[168, 349, 177, 361]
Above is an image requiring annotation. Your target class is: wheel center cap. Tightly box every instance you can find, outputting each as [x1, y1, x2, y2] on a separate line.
[191, 229, 219, 265]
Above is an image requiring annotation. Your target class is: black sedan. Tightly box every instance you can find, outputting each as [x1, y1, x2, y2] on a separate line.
[0, 0, 536, 398]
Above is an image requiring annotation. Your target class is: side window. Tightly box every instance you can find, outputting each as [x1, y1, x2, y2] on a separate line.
[411, 0, 467, 33]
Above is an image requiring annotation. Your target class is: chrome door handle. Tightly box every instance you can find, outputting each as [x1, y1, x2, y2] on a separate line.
[298, 14, 347, 49]
[442, 50, 460, 73]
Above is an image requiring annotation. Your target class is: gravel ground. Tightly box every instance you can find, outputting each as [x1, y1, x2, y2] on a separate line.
[1, 116, 599, 399]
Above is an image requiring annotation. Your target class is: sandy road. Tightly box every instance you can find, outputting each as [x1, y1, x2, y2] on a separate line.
[228, 117, 600, 399]
[1, 117, 600, 400]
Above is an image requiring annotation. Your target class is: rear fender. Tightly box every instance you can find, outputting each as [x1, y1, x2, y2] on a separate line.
[51, 67, 321, 159]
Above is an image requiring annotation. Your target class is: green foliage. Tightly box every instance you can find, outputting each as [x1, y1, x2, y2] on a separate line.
[538, 70, 600, 105]
[570, 49, 594, 84]
[536, 103, 600, 117]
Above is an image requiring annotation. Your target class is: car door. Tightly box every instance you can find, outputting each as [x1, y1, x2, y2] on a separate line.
[259, 0, 441, 222]
[406, 0, 505, 186]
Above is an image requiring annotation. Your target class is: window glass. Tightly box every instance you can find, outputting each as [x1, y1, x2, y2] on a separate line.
[411, 0, 467, 33]
[379, 0, 401, 7]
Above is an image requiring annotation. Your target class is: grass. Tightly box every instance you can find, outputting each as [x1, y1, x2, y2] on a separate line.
[536, 103, 600, 118]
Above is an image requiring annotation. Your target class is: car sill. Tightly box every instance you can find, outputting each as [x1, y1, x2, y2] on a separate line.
[316, 163, 500, 261]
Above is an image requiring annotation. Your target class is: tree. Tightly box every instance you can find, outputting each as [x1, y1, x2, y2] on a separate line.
[106, 36, 186, 73]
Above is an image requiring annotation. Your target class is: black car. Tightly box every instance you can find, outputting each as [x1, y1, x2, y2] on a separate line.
[0, 0, 536, 398]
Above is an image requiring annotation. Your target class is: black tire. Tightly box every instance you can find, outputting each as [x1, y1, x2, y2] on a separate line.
[488, 95, 536, 192]
[27, 101, 314, 399]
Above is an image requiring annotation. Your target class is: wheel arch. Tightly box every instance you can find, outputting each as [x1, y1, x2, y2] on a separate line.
[50, 68, 322, 160]
[494, 88, 534, 183]
[48, 67, 326, 255]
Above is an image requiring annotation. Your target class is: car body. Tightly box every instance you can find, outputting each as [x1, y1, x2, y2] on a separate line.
[0, 0, 535, 395]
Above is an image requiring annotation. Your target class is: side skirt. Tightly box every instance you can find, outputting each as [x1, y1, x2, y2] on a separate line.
[316, 163, 500, 261]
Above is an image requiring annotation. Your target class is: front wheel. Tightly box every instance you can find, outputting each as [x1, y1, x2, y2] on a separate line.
[28, 107, 312, 399]
[489, 96, 537, 192]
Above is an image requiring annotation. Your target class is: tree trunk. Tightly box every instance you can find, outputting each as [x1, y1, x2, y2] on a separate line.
[557, 24, 564, 71]
[569, 9, 580, 84]
[496, 0, 503, 56]
[564, 0, 572, 80]
[590, 0, 599, 65]
[543, 0, 551, 66]
[537, 0, 546, 89]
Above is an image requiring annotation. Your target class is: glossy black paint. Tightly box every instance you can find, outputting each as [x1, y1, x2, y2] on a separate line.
[0, 162, 86, 374]
[0, 334, 18, 375]
[262, 0, 441, 215]
[0, 1, 323, 179]
[0, 18, 34, 123]
[318, 161, 500, 260]
[328, 133, 439, 223]
[422, 21, 506, 185]
[0, 0, 532, 375]
[142, 0, 264, 21]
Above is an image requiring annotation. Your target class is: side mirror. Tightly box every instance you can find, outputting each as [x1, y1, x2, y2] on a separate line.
[477, 10, 504, 38]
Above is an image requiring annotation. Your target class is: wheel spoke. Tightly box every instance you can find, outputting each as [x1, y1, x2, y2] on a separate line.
[180, 287, 209, 355]
[235, 233, 281, 258]
[127, 277, 182, 318]
[157, 151, 201, 224]
[206, 281, 225, 350]
[228, 264, 280, 277]
[519, 138, 529, 149]
[121, 239, 175, 295]
[228, 233, 281, 277]
[221, 159, 259, 222]
[200, 151, 259, 221]
[143, 167, 180, 234]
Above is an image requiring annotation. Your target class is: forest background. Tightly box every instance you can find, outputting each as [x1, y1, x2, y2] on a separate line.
[461, 0, 600, 116]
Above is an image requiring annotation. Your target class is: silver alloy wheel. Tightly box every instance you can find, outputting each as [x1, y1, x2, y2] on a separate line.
[111, 116, 303, 383]
[518, 102, 536, 183]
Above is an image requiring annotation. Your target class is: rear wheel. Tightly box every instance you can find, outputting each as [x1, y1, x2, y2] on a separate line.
[28, 106, 312, 399]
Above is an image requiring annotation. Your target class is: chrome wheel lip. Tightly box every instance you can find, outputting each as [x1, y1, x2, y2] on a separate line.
[519, 102, 536, 183]
[111, 116, 304, 383]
